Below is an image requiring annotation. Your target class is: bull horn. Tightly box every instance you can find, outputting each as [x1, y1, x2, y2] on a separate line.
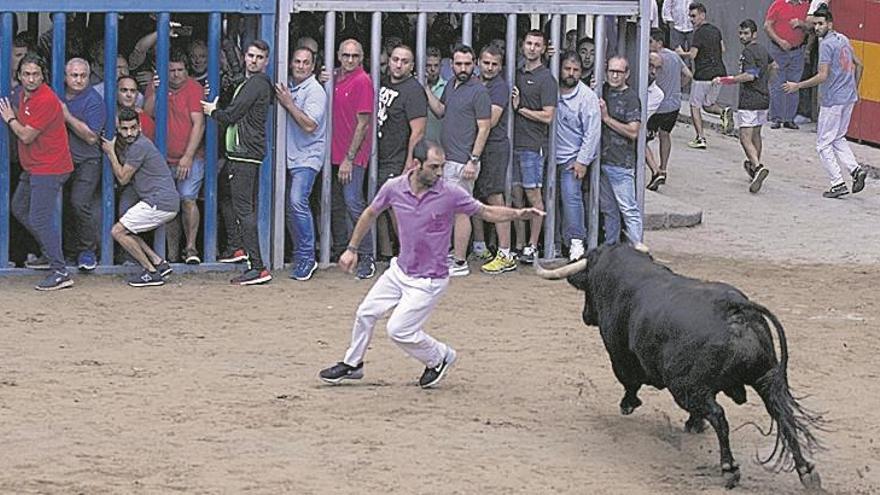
[534, 259, 587, 280]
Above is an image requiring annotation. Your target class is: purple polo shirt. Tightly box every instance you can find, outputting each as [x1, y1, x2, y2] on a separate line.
[370, 172, 482, 279]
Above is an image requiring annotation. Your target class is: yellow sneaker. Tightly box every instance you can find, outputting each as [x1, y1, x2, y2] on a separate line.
[481, 251, 517, 274]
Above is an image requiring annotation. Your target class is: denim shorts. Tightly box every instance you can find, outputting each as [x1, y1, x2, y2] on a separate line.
[516, 149, 544, 189]
[170, 156, 206, 201]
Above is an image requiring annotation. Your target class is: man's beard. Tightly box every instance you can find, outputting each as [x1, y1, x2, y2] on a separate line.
[455, 70, 472, 83]
[561, 76, 578, 88]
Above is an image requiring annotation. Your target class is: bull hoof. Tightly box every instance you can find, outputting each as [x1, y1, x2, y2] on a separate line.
[722, 464, 741, 489]
[798, 465, 823, 492]
[685, 415, 707, 433]
[619, 395, 642, 415]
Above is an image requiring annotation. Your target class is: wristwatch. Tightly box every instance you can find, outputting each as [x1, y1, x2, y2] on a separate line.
[469, 154, 480, 162]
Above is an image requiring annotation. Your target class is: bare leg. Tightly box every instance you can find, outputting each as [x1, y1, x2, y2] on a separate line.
[112, 223, 159, 272]
[752, 125, 763, 163]
[165, 216, 182, 261]
[646, 145, 659, 175]
[691, 104, 705, 138]
[181, 199, 200, 254]
[524, 187, 544, 248]
[452, 213, 471, 261]
[739, 127, 761, 166]
[483, 193, 508, 249]
[659, 130, 672, 173]
[511, 185, 526, 250]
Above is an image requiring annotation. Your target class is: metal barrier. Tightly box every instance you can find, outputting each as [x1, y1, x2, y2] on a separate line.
[0, 1, 277, 274]
[277, 0, 651, 268]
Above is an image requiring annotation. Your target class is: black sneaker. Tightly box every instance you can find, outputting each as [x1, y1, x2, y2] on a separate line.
[25, 255, 51, 270]
[520, 245, 537, 265]
[128, 269, 165, 287]
[646, 172, 666, 191]
[156, 261, 173, 277]
[782, 121, 800, 130]
[770, 120, 782, 129]
[419, 347, 458, 389]
[231, 268, 272, 286]
[319, 361, 364, 384]
[852, 167, 867, 194]
[35, 270, 74, 291]
[823, 183, 849, 199]
[356, 255, 376, 280]
[749, 166, 769, 194]
[743, 160, 756, 180]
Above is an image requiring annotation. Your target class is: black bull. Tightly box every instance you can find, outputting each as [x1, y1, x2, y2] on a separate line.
[536, 244, 824, 490]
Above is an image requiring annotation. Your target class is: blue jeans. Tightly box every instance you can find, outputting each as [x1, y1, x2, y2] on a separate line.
[768, 43, 805, 123]
[285, 167, 318, 262]
[67, 157, 101, 253]
[598, 164, 642, 245]
[12, 171, 70, 271]
[516, 149, 544, 189]
[558, 162, 589, 244]
[331, 165, 372, 256]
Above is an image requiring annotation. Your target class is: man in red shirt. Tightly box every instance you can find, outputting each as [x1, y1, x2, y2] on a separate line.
[145, 50, 206, 264]
[0, 53, 75, 290]
[330, 39, 376, 279]
[765, 0, 811, 129]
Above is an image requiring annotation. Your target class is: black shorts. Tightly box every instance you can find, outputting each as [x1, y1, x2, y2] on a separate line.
[647, 110, 678, 134]
[474, 140, 510, 199]
[377, 161, 404, 189]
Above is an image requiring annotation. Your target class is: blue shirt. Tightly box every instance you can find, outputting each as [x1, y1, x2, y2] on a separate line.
[818, 31, 858, 108]
[285, 75, 327, 171]
[63, 86, 106, 162]
[555, 81, 601, 166]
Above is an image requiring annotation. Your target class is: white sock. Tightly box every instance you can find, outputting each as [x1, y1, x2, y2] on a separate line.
[499, 248, 511, 257]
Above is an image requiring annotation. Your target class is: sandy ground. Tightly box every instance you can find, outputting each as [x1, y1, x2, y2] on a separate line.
[2, 125, 880, 494]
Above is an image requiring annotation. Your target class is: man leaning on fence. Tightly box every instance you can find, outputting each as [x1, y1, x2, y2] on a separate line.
[275, 46, 327, 282]
[202, 39, 274, 286]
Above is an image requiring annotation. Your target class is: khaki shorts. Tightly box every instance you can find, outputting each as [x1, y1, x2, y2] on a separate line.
[689, 80, 721, 108]
[736, 109, 769, 128]
[443, 160, 479, 195]
[120, 201, 178, 233]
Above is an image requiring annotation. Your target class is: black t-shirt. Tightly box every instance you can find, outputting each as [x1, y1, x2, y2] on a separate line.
[601, 84, 641, 169]
[738, 42, 772, 111]
[692, 23, 727, 81]
[378, 76, 428, 168]
[482, 74, 510, 144]
[513, 64, 558, 151]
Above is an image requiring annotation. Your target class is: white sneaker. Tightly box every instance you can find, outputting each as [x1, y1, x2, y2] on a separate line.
[569, 239, 585, 261]
[449, 260, 470, 277]
[633, 242, 650, 254]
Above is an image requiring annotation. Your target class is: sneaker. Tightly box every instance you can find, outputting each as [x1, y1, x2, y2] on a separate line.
[356, 255, 376, 280]
[569, 239, 586, 261]
[449, 259, 470, 277]
[156, 260, 173, 277]
[852, 167, 867, 194]
[184, 248, 201, 265]
[291, 259, 318, 281]
[319, 361, 364, 384]
[720, 107, 734, 134]
[822, 183, 849, 199]
[743, 160, 756, 180]
[77, 251, 97, 271]
[687, 137, 707, 149]
[646, 172, 666, 191]
[472, 249, 493, 262]
[419, 347, 458, 389]
[782, 121, 800, 130]
[232, 268, 272, 286]
[35, 270, 74, 291]
[127, 269, 165, 287]
[520, 245, 537, 265]
[749, 166, 769, 194]
[25, 255, 51, 270]
[218, 248, 248, 263]
[481, 251, 517, 274]
[633, 242, 650, 254]
[770, 120, 782, 129]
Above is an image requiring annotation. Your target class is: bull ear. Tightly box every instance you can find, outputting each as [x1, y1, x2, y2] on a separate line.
[535, 259, 587, 280]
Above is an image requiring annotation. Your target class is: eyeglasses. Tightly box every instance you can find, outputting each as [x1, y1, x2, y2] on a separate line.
[607, 69, 626, 75]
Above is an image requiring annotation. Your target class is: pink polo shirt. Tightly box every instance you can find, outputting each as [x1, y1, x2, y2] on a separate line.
[766, 0, 810, 48]
[369, 172, 482, 279]
[331, 66, 373, 167]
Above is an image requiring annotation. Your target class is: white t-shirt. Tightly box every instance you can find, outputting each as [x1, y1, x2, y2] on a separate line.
[647, 82, 664, 117]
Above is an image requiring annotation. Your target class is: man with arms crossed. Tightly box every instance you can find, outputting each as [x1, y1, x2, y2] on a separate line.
[318, 140, 544, 389]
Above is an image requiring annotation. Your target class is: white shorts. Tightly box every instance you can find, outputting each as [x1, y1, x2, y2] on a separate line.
[689, 81, 721, 108]
[736, 109, 769, 128]
[443, 160, 480, 195]
[120, 201, 177, 233]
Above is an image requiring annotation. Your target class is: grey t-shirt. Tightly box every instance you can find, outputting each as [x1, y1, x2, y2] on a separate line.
[123, 135, 180, 212]
[601, 84, 641, 169]
[818, 31, 858, 108]
[482, 74, 510, 144]
[655, 48, 686, 114]
[440, 76, 492, 164]
[513, 64, 558, 150]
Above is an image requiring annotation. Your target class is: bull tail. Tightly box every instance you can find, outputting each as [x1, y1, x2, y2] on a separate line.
[741, 302, 826, 490]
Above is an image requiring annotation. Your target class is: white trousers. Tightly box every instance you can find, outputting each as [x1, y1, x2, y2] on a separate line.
[816, 103, 859, 185]
[343, 258, 450, 369]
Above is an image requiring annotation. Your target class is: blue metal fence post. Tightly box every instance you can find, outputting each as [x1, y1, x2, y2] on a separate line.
[0, 13, 11, 269]
[259, 14, 276, 269]
[52, 12, 66, 259]
[154, 12, 170, 259]
[100, 12, 118, 267]
[204, 12, 221, 263]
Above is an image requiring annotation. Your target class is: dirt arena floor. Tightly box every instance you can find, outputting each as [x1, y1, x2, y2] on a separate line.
[1, 252, 878, 494]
